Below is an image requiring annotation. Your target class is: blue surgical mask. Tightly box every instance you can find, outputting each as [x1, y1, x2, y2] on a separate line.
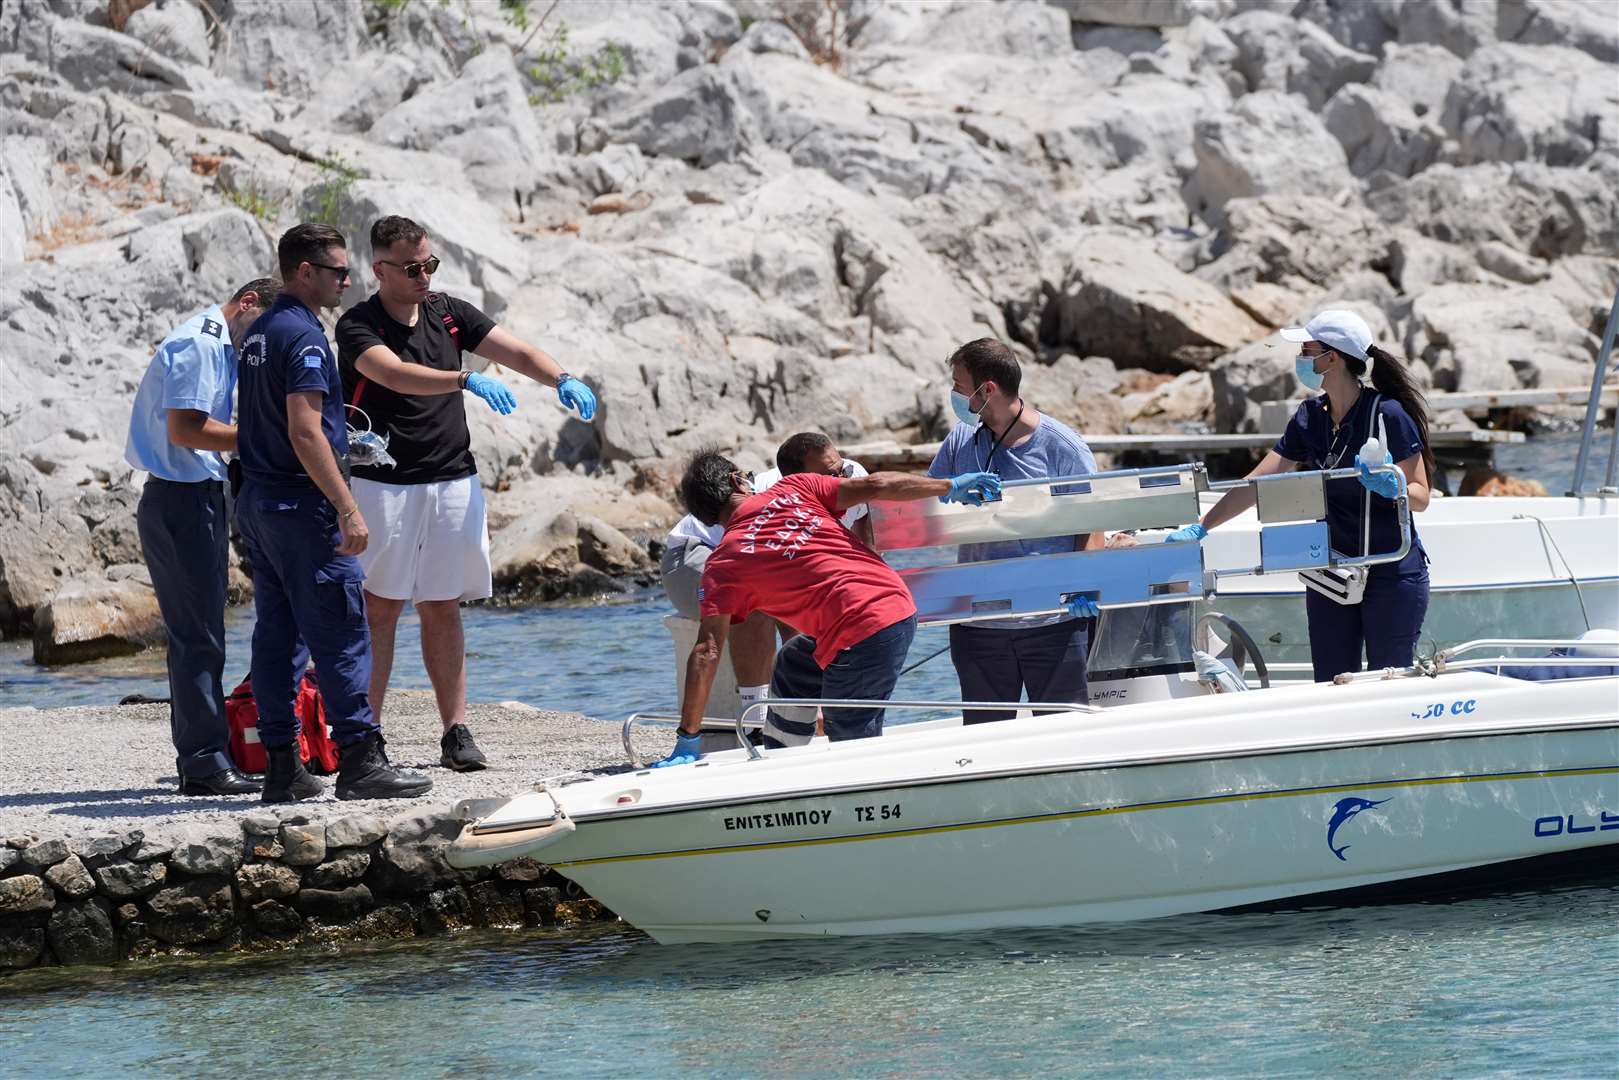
[1295, 355, 1324, 391]
[950, 384, 986, 426]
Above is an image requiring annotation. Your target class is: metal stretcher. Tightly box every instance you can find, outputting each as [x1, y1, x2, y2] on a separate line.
[866, 462, 1411, 625]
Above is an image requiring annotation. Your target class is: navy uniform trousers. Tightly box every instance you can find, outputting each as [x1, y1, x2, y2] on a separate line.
[236, 482, 379, 748]
[1305, 563, 1431, 682]
[136, 476, 234, 779]
[949, 616, 1093, 724]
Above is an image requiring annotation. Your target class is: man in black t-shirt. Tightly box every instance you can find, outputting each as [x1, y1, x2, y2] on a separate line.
[335, 215, 597, 771]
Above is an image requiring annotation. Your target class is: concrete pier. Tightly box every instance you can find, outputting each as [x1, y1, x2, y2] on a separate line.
[0, 695, 665, 970]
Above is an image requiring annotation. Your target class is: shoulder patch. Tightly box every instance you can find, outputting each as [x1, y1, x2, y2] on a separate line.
[200, 317, 224, 339]
[299, 344, 328, 369]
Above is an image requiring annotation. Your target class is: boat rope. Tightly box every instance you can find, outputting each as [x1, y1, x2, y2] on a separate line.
[898, 643, 951, 678]
[1514, 512, 1592, 632]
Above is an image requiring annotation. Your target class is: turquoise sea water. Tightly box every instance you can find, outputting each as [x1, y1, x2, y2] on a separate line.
[2, 879, 1615, 1078]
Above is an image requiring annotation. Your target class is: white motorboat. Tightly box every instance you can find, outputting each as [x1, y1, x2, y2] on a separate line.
[451, 458, 1619, 944]
[449, 651, 1616, 944]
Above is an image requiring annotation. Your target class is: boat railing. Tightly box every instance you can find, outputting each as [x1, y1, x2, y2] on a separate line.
[1319, 638, 1618, 683]
[622, 699, 1102, 767]
[623, 711, 754, 769]
[732, 698, 1102, 762]
[1432, 637, 1619, 676]
[1569, 284, 1619, 497]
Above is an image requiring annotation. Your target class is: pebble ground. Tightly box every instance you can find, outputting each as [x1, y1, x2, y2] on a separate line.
[0, 692, 676, 841]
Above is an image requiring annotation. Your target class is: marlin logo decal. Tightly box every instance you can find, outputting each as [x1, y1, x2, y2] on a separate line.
[1326, 796, 1390, 861]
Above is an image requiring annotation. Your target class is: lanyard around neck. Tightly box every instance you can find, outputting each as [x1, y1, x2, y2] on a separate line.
[978, 399, 1025, 472]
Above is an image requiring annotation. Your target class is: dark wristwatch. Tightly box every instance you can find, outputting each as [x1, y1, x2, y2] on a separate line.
[555, 371, 573, 387]
[458, 370, 471, 389]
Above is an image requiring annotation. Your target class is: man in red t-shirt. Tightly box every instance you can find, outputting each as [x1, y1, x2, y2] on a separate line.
[656, 450, 1001, 766]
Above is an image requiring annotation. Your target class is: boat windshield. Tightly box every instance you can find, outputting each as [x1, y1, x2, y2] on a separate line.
[1087, 595, 1195, 680]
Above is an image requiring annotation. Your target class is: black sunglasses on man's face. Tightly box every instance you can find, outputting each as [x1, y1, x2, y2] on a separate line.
[380, 255, 441, 279]
[310, 261, 352, 283]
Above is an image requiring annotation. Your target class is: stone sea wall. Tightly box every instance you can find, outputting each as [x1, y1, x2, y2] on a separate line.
[0, 809, 610, 971]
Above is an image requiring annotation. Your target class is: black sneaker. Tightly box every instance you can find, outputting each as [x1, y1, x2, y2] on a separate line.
[440, 724, 488, 772]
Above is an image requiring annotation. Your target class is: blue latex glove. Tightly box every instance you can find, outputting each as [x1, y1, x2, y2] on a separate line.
[941, 471, 1002, 506]
[1357, 457, 1402, 499]
[465, 371, 516, 415]
[557, 376, 596, 421]
[1166, 523, 1207, 543]
[1065, 595, 1100, 619]
[652, 732, 702, 768]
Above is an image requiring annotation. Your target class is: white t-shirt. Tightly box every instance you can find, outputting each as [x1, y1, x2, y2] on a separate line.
[665, 459, 869, 548]
[754, 460, 869, 529]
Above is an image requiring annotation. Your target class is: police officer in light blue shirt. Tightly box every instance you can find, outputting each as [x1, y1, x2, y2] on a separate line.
[927, 339, 1104, 723]
[126, 277, 279, 796]
[235, 222, 430, 804]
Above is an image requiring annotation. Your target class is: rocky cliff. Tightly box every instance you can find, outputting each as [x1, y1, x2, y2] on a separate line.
[2, 0, 1615, 655]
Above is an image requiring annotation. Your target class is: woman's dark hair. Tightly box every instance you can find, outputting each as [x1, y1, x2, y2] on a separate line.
[1347, 346, 1436, 477]
[679, 448, 741, 526]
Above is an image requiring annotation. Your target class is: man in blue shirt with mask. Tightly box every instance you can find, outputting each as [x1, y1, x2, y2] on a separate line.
[928, 339, 1103, 723]
[126, 277, 278, 796]
[237, 222, 430, 803]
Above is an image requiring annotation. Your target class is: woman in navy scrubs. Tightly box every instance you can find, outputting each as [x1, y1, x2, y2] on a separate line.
[1173, 309, 1435, 681]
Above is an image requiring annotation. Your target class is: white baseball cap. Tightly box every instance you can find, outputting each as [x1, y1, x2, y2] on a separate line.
[1280, 309, 1374, 362]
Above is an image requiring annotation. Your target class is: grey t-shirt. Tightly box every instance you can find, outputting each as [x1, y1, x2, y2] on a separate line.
[927, 413, 1097, 629]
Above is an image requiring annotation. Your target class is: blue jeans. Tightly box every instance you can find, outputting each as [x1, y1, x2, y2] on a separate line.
[237, 482, 379, 748]
[1305, 564, 1430, 682]
[766, 615, 918, 743]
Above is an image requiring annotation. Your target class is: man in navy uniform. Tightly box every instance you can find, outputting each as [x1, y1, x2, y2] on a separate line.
[126, 277, 278, 796]
[236, 222, 430, 803]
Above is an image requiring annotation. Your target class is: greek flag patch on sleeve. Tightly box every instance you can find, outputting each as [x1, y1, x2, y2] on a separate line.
[299, 345, 326, 369]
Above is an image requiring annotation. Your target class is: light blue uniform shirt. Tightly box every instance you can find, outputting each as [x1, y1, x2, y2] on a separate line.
[124, 306, 235, 483]
[928, 413, 1097, 628]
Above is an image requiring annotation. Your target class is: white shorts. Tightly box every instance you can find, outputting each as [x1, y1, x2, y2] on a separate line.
[352, 476, 492, 603]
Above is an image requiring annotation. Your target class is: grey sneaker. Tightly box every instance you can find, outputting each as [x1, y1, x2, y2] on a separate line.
[440, 723, 488, 772]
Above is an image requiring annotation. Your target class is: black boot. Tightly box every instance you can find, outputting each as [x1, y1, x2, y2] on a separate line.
[261, 744, 324, 803]
[336, 733, 433, 801]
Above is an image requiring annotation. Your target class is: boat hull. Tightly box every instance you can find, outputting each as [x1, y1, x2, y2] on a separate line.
[547, 727, 1617, 943]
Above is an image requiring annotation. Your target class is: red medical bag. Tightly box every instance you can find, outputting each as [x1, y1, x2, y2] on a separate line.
[226, 669, 342, 775]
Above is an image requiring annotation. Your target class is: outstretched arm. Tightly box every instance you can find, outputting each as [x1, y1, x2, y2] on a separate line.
[1201, 450, 1297, 531]
[678, 615, 733, 736]
[834, 471, 951, 510]
[472, 326, 567, 387]
[472, 327, 594, 419]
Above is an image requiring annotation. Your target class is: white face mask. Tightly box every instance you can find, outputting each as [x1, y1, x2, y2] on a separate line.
[950, 383, 988, 426]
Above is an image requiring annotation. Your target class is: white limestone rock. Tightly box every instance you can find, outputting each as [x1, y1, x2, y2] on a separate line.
[1498, 0, 1619, 63]
[124, 0, 211, 68]
[1041, 232, 1268, 372]
[1441, 43, 1619, 166]
[1323, 84, 1444, 180]
[1222, 10, 1378, 110]
[1189, 91, 1355, 222]
[1372, 43, 1465, 124]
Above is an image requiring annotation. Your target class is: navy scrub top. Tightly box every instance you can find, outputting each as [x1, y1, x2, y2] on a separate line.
[1273, 390, 1427, 578]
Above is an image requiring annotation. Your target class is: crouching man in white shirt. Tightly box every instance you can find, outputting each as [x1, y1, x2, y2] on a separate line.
[660, 431, 873, 715]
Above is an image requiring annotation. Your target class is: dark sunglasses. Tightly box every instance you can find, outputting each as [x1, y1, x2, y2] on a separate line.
[380, 255, 441, 279]
[310, 261, 352, 282]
